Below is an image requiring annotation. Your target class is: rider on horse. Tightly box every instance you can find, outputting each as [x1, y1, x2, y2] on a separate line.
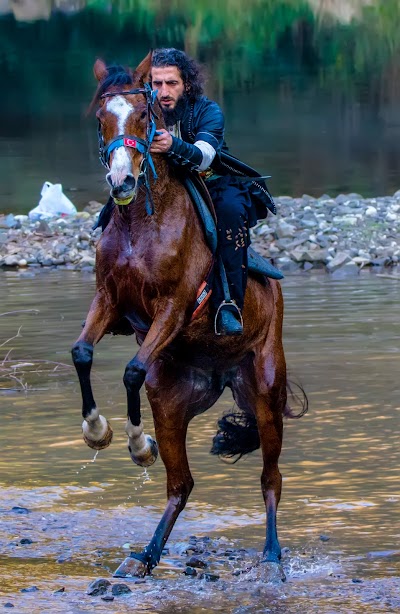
[150, 48, 275, 336]
[96, 48, 275, 336]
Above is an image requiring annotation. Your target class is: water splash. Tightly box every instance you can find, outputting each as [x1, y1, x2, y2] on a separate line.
[76, 450, 100, 474]
[123, 468, 153, 504]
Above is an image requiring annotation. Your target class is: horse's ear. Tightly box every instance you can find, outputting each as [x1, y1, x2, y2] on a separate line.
[134, 51, 152, 84]
[93, 59, 108, 82]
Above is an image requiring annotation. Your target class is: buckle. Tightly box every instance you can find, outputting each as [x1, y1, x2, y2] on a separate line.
[199, 169, 214, 180]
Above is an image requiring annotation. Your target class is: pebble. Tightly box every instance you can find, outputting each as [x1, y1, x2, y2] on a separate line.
[20, 586, 39, 593]
[186, 555, 207, 568]
[87, 578, 111, 596]
[11, 507, 31, 514]
[111, 583, 132, 596]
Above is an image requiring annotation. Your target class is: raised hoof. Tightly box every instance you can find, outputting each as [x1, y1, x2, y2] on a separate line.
[83, 420, 113, 450]
[129, 436, 158, 467]
[113, 555, 148, 578]
[260, 560, 286, 583]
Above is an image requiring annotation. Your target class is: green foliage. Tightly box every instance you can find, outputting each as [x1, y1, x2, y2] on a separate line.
[0, 0, 400, 117]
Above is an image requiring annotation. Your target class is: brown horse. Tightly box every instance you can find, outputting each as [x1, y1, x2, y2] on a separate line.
[72, 53, 305, 579]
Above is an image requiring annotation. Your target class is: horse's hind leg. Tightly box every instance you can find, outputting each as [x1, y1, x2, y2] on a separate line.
[71, 292, 116, 450]
[232, 294, 287, 571]
[253, 327, 287, 567]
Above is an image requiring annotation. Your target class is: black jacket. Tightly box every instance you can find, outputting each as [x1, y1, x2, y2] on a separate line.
[167, 96, 276, 219]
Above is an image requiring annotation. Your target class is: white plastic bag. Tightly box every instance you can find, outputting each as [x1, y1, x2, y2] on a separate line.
[28, 181, 77, 221]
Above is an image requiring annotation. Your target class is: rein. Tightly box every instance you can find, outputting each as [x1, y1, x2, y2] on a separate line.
[97, 83, 159, 215]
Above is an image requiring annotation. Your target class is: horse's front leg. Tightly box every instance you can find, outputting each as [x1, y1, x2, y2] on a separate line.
[71, 292, 116, 450]
[115, 366, 193, 577]
[122, 301, 186, 467]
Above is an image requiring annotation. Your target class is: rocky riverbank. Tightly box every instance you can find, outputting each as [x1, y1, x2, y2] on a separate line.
[1, 191, 400, 278]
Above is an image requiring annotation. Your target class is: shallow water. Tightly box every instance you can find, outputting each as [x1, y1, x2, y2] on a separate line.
[1, 269, 399, 612]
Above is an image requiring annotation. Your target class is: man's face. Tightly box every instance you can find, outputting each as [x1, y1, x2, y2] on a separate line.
[151, 66, 186, 111]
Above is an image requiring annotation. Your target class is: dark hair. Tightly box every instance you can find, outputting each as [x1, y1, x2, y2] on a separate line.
[151, 48, 204, 100]
[88, 64, 133, 113]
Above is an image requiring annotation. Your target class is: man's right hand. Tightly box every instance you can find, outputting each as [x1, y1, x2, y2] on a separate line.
[151, 129, 173, 153]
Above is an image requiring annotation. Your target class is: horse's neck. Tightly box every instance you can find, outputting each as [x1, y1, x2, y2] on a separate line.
[114, 156, 183, 231]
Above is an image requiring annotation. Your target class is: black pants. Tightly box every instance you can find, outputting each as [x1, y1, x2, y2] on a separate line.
[206, 176, 252, 311]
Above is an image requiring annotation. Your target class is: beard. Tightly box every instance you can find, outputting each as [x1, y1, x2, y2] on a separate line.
[160, 93, 188, 127]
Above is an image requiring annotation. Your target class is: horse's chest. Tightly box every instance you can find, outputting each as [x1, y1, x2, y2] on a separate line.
[105, 241, 177, 299]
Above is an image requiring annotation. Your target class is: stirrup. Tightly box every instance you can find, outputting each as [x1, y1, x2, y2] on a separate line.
[214, 300, 243, 336]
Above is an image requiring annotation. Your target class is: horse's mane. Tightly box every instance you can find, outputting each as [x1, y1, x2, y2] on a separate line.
[88, 64, 134, 113]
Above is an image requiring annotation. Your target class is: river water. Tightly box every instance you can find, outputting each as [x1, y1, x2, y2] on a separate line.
[1, 269, 399, 612]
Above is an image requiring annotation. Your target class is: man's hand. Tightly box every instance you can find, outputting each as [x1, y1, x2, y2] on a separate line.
[150, 129, 173, 153]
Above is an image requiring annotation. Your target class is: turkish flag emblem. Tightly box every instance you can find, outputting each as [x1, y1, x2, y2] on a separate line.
[124, 138, 137, 148]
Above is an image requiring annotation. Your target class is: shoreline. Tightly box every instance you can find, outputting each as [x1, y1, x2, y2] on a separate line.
[1, 191, 400, 278]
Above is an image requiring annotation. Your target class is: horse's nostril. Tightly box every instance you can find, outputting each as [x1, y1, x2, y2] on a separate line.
[124, 175, 136, 190]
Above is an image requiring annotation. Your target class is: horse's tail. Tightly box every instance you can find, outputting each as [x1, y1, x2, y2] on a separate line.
[210, 380, 308, 462]
[210, 410, 260, 462]
[283, 378, 309, 419]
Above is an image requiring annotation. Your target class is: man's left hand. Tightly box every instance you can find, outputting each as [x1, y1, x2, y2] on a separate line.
[150, 129, 173, 153]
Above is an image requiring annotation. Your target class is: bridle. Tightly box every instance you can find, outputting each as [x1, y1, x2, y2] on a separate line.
[97, 82, 159, 215]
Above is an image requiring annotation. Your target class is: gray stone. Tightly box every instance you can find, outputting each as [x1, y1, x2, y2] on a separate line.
[331, 263, 359, 279]
[365, 206, 378, 218]
[111, 583, 132, 596]
[4, 255, 19, 267]
[20, 586, 39, 593]
[300, 219, 318, 228]
[87, 578, 111, 596]
[37, 220, 52, 234]
[275, 257, 301, 273]
[186, 555, 207, 569]
[0, 214, 20, 229]
[289, 249, 328, 263]
[326, 252, 352, 272]
[275, 221, 296, 239]
[201, 573, 220, 582]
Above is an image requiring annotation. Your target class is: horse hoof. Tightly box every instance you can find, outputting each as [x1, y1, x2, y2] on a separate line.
[129, 435, 158, 467]
[82, 419, 113, 450]
[113, 555, 148, 578]
[260, 560, 286, 583]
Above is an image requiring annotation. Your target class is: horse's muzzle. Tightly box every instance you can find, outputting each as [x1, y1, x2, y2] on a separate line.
[108, 174, 136, 206]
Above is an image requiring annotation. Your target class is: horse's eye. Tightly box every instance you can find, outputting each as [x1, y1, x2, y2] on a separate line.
[141, 111, 146, 120]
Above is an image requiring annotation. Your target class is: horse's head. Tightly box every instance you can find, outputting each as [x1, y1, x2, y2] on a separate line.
[92, 53, 158, 206]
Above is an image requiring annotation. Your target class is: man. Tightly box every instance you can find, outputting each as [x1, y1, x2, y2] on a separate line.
[149, 48, 275, 336]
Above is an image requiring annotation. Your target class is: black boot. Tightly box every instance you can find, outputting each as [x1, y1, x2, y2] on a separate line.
[215, 304, 243, 336]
